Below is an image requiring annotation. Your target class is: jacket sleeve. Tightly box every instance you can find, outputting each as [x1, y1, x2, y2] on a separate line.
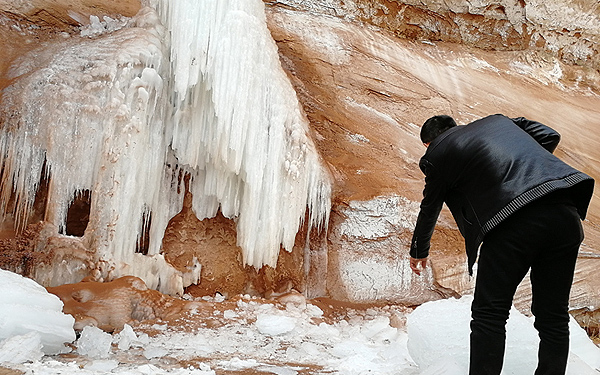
[511, 117, 561, 153]
[410, 158, 445, 259]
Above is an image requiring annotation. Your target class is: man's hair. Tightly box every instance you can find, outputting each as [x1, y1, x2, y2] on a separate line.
[420, 115, 457, 144]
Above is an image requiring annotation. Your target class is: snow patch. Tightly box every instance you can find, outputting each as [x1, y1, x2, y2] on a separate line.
[408, 295, 600, 374]
[1, 270, 598, 375]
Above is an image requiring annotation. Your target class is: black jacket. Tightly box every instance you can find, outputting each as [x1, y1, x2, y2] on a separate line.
[410, 114, 594, 273]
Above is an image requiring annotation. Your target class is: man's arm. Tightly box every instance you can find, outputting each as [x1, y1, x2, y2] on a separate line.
[410, 158, 445, 274]
[511, 117, 560, 153]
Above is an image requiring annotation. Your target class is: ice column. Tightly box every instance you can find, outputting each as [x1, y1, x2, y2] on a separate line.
[152, 0, 331, 268]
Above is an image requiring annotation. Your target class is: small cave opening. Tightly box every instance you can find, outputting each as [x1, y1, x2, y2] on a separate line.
[0, 159, 50, 235]
[65, 190, 91, 237]
[136, 210, 152, 255]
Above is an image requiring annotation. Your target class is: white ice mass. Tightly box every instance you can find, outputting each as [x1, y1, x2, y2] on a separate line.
[0, 0, 331, 294]
[408, 296, 600, 374]
[0, 269, 75, 357]
[1, 270, 599, 374]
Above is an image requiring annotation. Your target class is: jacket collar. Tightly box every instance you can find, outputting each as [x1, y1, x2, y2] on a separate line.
[425, 125, 463, 155]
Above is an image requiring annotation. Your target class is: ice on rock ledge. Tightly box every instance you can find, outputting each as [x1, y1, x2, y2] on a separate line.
[0, 0, 331, 294]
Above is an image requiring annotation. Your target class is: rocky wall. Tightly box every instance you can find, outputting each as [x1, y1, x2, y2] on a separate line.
[273, 0, 600, 91]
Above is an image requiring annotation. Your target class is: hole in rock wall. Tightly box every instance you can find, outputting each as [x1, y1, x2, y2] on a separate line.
[159, 179, 311, 298]
[136, 210, 151, 255]
[0, 160, 49, 236]
[64, 190, 90, 237]
[32, 170, 50, 224]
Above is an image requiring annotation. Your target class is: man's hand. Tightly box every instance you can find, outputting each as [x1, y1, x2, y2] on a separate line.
[410, 256, 428, 276]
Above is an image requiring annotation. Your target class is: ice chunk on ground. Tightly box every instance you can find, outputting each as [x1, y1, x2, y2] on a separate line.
[360, 316, 397, 342]
[84, 359, 120, 372]
[255, 314, 296, 336]
[116, 324, 139, 350]
[144, 345, 170, 359]
[76, 326, 113, 359]
[0, 332, 44, 364]
[407, 295, 600, 374]
[0, 269, 75, 355]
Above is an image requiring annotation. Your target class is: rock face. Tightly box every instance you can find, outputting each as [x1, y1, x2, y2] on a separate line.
[46, 275, 199, 332]
[0, 0, 599, 318]
[0, 0, 139, 27]
[267, 2, 600, 311]
[275, 0, 600, 73]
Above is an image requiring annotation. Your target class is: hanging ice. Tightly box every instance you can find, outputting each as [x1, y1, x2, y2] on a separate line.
[150, 0, 331, 268]
[0, 7, 187, 293]
[0, 0, 331, 294]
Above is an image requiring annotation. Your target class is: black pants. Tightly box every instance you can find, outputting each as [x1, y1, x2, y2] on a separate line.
[469, 199, 583, 375]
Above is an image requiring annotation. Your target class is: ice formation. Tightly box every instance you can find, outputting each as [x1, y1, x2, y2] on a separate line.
[339, 195, 419, 240]
[0, 269, 75, 356]
[149, 0, 331, 268]
[332, 195, 451, 304]
[407, 296, 600, 374]
[0, 0, 331, 293]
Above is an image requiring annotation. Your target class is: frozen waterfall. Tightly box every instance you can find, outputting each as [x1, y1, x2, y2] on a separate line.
[0, 0, 331, 294]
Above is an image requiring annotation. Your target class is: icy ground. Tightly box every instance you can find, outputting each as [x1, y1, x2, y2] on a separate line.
[0, 270, 599, 374]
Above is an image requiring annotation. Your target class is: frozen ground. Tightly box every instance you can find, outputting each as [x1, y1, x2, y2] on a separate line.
[0, 269, 599, 374]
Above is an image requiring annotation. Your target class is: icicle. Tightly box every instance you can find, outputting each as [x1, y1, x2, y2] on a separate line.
[0, 7, 196, 293]
[153, 0, 332, 268]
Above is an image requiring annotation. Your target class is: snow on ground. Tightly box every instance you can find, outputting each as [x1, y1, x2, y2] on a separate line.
[0, 269, 599, 374]
[408, 296, 600, 375]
